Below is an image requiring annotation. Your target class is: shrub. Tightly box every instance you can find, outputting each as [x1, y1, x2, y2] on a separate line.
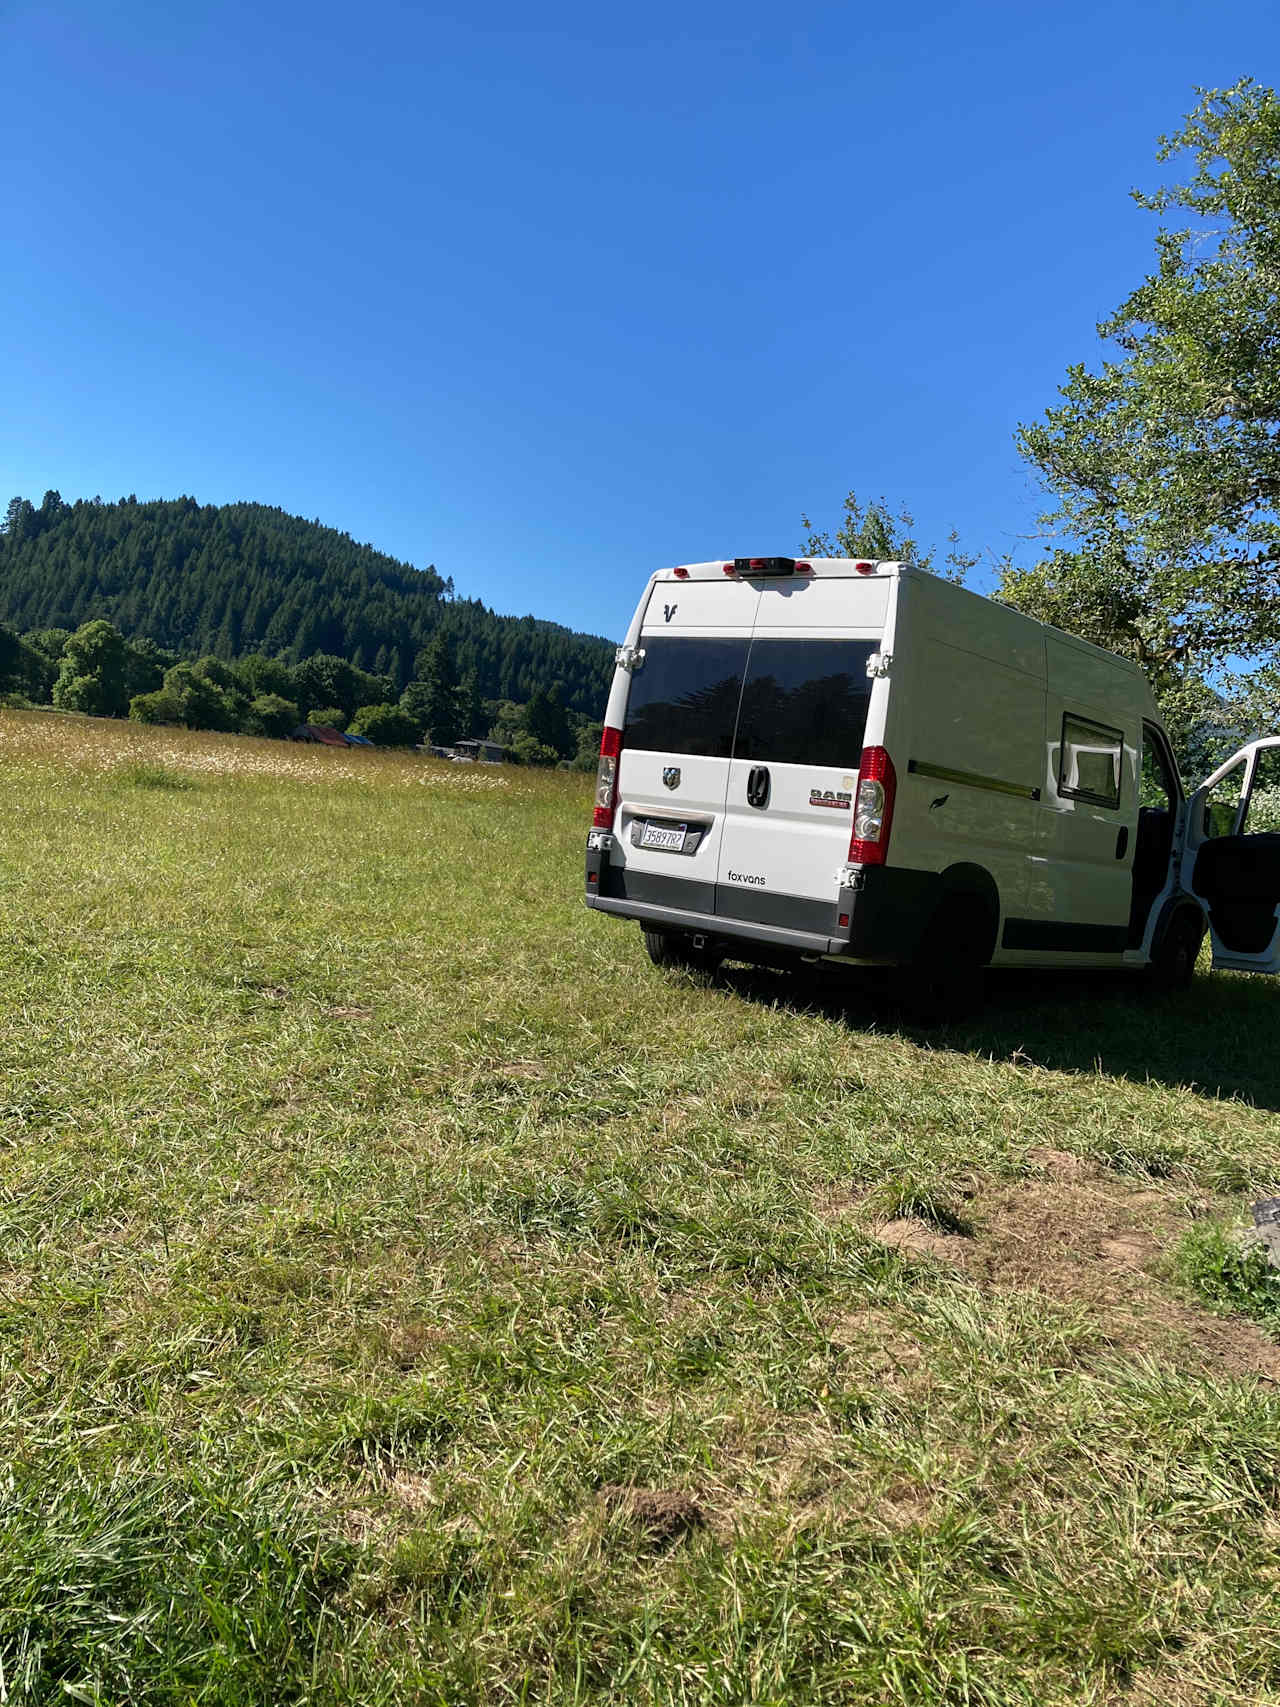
[347, 703, 423, 747]
[243, 694, 300, 739]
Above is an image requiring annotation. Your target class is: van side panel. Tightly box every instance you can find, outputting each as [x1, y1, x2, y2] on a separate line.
[889, 575, 1046, 954]
[1012, 640, 1143, 959]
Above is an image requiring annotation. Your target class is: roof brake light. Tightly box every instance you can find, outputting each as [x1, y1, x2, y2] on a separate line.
[854, 560, 876, 575]
[733, 557, 797, 577]
[672, 566, 689, 579]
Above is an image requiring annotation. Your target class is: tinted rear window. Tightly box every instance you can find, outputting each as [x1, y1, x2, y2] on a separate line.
[735, 639, 876, 767]
[624, 635, 875, 766]
[623, 637, 750, 757]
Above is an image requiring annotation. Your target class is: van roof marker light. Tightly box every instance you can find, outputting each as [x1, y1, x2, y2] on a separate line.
[672, 566, 689, 579]
[854, 560, 876, 575]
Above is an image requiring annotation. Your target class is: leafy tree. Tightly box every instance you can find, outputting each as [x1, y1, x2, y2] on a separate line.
[305, 705, 347, 731]
[236, 653, 296, 699]
[1004, 80, 1280, 700]
[124, 637, 176, 701]
[128, 688, 184, 725]
[507, 731, 559, 766]
[572, 720, 604, 771]
[243, 693, 300, 738]
[52, 620, 130, 716]
[138, 662, 240, 731]
[801, 491, 975, 582]
[347, 702, 422, 746]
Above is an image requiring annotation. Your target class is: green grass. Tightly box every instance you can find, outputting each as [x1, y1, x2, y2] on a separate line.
[1177, 1221, 1280, 1329]
[3, 707, 1280, 1703]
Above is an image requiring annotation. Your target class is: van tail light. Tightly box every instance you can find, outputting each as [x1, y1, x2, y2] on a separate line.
[848, 746, 896, 864]
[593, 725, 623, 829]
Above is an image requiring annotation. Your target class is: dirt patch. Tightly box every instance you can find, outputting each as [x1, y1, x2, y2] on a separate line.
[845, 1174, 1280, 1385]
[1025, 1146, 1098, 1181]
[875, 1217, 971, 1263]
[387, 1320, 445, 1369]
[599, 1484, 705, 1547]
[326, 1004, 373, 1019]
[495, 1059, 548, 1081]
[385, 1470, 436, 1512]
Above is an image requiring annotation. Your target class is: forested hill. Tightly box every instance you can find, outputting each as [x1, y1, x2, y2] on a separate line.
[0, 493, 615, 714]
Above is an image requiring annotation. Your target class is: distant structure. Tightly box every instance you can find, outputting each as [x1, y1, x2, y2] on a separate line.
[451, 739, 507, 764]
[289, 724, 356, 747]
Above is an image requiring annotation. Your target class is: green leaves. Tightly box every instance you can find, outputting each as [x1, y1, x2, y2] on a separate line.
[1010, 81, 1280, 707]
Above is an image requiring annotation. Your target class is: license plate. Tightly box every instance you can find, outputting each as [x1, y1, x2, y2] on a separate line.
[639, 821, 687, 852]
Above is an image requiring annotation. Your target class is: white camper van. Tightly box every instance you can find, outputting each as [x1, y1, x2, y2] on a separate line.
[583, 556, 1280, 1013]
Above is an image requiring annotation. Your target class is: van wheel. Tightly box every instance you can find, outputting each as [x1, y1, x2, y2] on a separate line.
[1145, 908, 1204, 994]
[891, 898, 988, 1024]
[643, 929, 723, 976]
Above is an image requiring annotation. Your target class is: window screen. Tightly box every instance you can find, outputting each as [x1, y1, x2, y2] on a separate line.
[734, 639, 876, 768]
[623, 637, 750, 757]
[1059, 714, 1123, 809]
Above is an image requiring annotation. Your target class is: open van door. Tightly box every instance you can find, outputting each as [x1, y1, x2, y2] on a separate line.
[1182, 737, 1280, 972]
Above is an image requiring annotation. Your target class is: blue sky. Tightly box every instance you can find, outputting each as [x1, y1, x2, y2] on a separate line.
[4, 0, 1277, 642]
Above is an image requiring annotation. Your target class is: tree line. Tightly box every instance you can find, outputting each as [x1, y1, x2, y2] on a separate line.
[0, 615, 604, 765]
[0, 494, 614, 718]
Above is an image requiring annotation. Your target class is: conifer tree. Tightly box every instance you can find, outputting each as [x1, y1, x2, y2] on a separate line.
[412, 630, 459, 746]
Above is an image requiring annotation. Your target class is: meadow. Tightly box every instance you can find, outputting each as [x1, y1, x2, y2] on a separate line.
[2, 707, 1279, 1706]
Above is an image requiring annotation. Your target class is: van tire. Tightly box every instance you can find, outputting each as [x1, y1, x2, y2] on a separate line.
[643, 929, 724, 976]
[1145, 907, 1204, 994]
[891, 891, 990, 1024]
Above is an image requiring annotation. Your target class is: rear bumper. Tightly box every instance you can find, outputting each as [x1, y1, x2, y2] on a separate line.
[585, 843, 941, 962]
[587, 891, 846, 955]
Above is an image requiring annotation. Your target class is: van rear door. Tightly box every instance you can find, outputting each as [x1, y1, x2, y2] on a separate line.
[715, 575, 888, 937]
[610, 577, 759, 918]
[1183, 737, 1280, 972]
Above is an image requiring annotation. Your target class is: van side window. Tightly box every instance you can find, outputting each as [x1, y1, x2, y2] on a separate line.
[623, 637, 750, 757]
[734, 640, 877, 768]
[1059, 714, 1123, 809]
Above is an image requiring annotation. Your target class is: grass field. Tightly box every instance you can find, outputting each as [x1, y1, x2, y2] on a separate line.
[3, 707, 1280, 1706]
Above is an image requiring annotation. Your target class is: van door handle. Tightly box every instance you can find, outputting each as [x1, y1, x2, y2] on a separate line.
[1116, 826, 1129, 860]
[746, 766, 771, 809]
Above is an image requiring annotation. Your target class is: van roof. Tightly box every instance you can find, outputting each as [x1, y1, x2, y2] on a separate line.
[654, 558, 909, 581]
[651, 558, 1146, 677]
